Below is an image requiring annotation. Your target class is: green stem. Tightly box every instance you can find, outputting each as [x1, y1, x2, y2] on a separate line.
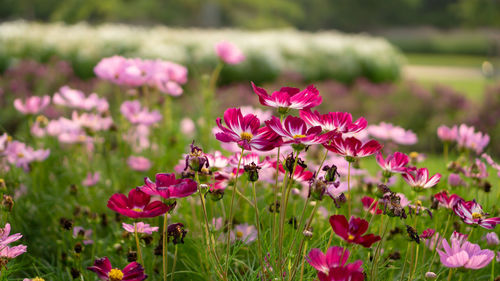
[347, 161, 352, 217]
[134, 223, 144, 266]
[162, 214, 168, 281]
[299, 241, 308, 281]
[271, 146, 281, 251]
[447, 268, 454, 281]
[428, 213, 452, 271]
[251, 182, 265, 279]
[286, 196, 310, 258]
[224, 148, 244, 276]
[170, 244, 178, 281]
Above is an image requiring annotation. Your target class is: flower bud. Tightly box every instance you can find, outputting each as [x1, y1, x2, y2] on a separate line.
[425, 272, 437, 280]
[244, 162, 261, 182]
[167, 223, 187, 244]
[322, 165, 339, 182]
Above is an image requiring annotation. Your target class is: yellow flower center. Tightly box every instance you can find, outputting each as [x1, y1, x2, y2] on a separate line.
[6, 136, 12, 142]
[132, 207, 143, 213]
[293, 134, 306, 139]
[36, 115, 49, 125]
[472, 212, 483, 219]
[348, 234, 355, 241]
[416, 200, 422, 207]
[78, 135, 87, 142]
[17, 153, 24, 158]
[109, 268, 124, 281]
[409, 152, 419, 159]
[33, 278, 45, 281]
[240, 132, 253, 141]
[236, 231, 244, 238]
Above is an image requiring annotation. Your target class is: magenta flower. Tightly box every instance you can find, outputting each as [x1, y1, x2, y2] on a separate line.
[251, 82, 322, 112]
[376, 152, 409, 174]
[324, 136, 382, 161]
[402, 167, 441, 191]
[437, 238, 494, 269]
[275, 162, 313, 183]
[122, 222, 159, 235]
[368, 122, 417, 145]
[329, 215, 381, 248]
[120, 101, 162, 126]
[299, 110, 367, 134]
[420, 228, 436, 239]
[139, 173, 197, 199]
[434, 191, 463, 209]
[127, 156, 152, 172]
[307, 246, 364, 281]
[107, 188, 171, 218]
[453, 199, 500, 229]
[215, 41, 245, 65]
[437, 125, 457, 142]
[14, 96, 50, 114]
[87, 257, 147, 281]
[265, 115, 335, 149]
[361, 196, 382, 215]
[215, 108, 281, 151]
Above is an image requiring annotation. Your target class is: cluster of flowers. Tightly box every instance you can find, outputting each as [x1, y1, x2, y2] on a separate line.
[0, 133, 49, 172]
[437, 124, 490, 154]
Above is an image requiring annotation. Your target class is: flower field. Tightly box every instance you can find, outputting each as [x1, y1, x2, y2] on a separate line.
[0, 28, 499, 281]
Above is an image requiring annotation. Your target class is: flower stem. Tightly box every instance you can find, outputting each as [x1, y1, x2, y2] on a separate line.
[170, 244, 178, 281]
[251, 182, 265, 279]
[162, 214, 168, 281]
[347, 161, 352, 218]
[428, 213, 452, 271]
[224, 148, 244, 276]
[447, 268, 454, 281]
[299, 240, 308, 281]
[134, 224, 144, 266]
[271, 146, 281, 248]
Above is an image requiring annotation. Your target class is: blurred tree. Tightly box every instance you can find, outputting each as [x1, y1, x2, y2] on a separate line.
[453, 0, 500, 27]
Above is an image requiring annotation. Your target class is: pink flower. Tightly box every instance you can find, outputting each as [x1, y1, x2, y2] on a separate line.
[0, 223, 26, 260]
[265, 115, 336, 149]
[122, 222, 159, 235]
[206, 151, 229, 170]
[251, 82, 322, 112]
[275, 162, 313, 183]
[434, 191, 462, 209]
[0, 245, 27, 259]
[3, 141, 50, 170]
[324, 136, 382, 161]
[139, 173, 197, 199]
[368, 122, 418, 145]
[464, 159, 488, 179]
[228, 152, 271, 169]
[87, 257, 147, 281]
[71, 111, 113, 132]
[447, 173, 466, 187]
[420, 228, 436, 239]
[230, 223, 257, 244]
[180, 117, 195, 137]
[73, 226, 93, 245]
[402, 167, 441, 191]
[307, 246, 364, 281]
[437, 238, 494, 269]
[53, 86, 108, 112]
[13, 96, 50, 114]
[127, 156, 152, 172]
[82, 172, 100, 187]
[215, 108, 281, 151]
[0, 223, 22, 246]
[107, 188, 171, 218]
[376, 152, 409, 174]
[437, 125, 457, 142]
[483, 232, 499, 246]
[456, 124, 489, 154]
[94, 55, 127, 84]
[299, 110, 367, 134]
[215, 41, 245, 65]
[361, 196, 382, 215]
[453, 199, 500, 229]
[120, 101, 162, 126]
[481, 153, 500, 177]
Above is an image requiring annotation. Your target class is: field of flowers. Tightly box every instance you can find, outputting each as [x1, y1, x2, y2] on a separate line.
[0, 35, 499, 281]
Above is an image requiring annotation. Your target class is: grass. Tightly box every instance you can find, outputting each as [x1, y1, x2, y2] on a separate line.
[405, 53, 492, 68]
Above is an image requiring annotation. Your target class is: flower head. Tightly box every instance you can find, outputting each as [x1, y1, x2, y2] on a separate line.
[453, 199, 500, 229]
[437, 238, 494, 269]
[127, 156, 152, 172]
[14, 96, 50, 114]
[87, 257, 147, 281]
[437, 125, 457, 142]
[434, 191, 462, 209]
[376, 152, 409, 174]
[329, 215, 381, 248]
[456, 124, 489, 154]
[231, 223, 257, 244]
[140, 173, 197, 199]
[299, 110, 367, 134]
[307, 246, 364, 281]
[122, 222, 159, 235]
[402, 168, 441, 191]
[251, 82, 322, 112]
[215, 41, 245, 65]
[368, 122, 417, 145]
[120, 101, 162, 126]
[107, 188, 171, 218]
[324, 136, 382, 161]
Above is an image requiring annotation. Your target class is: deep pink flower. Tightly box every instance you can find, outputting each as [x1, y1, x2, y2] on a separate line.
[299, 110, 367, 134]
[215, 41, 245, 65]
[107, 188, 171, 218]
[361, 196, 382, 215]
[127, 156, 152, 172]
[453, 199, 500, 229]
[87, 257, 147, 281]
[251, 82, 322, 111]
[376, 152, 409, 174]
[402, 167, 441, 191]
[329, 215, 381, 248]
[307, 246, 364, 281]
[420, 228, 436, 239]
[437, 125, 457, 142]
[215, 108, 281, 151]
[139, 173, 197, 199]
[324, 136, 382, 161]
[437, 238, 494, 269]
[434, 191, 462, 209]
[120, 101, 162, 126]
[122, 222, 159, 235]
[14, 96, 50, 114]
[265, 116, 335, 149]
[368, 122, 417, 145]
[275, 162, 313, 183]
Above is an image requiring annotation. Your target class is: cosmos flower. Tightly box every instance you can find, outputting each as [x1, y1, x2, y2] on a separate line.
[82, 172, 100, 187]
[329, 215, 381, 248]
[139, 173, 197, 199]
[299, 110, 367, 134]
[324, 136, 382, 161]
[447, 173, 466, 187]
[437, 238, 494, 269]
[122, 222, 159, 235]
[368, 122, 417, 145]
[53, 86, 108, 112]
[361, 196, 383, 215]
[483, 232, 499, 246]
[456, 124, 489, 154]
[307, 246, 364, 281]
[376, 152, 409, 174]
[215, 41, 245, 65]
[0, 245, 27, 259]
[120, 101, 162, 126]
[14, 96, 50, 115]
[215, 108, 281, 151]
[107, 188, 171, 219]
[402, 168, 441, 191]
[127, 156, 152, 172]
[453, 199, 500, 229]
[437, 125, 457, 142]
[433, 191, 462, 209]
[87, 257, 147, 281]
[0, 223, 22, 246]
[3, 141, 50, 171]
[73, 226, 93, 245]
[251, 82, 322, 112]
[230, 223, 257, 244]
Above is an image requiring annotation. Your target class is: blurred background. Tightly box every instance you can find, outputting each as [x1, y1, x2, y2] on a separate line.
[0, 0, 500, 154]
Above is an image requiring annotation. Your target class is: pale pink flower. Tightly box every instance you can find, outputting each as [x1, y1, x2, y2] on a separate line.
[215, 41, 245, 65]
[127, 156, 152, 172]
[120, 100, 162, 126]
[180, 117, 195, 137]
[122, 222, 159, 235]
[3, 141, 50, 170]
[82, 172, 100, 187]
[73, 226, 93, 245]
[53, 86, 108, 112]
[437, 125, 457, 142]
[456, 124, 489, 154]
[13, 96, 50, 114]
[437, 238, 494, 269]
[368, 122, 418, 145]
[231, 223, 257, 244]
[483, 232, 499, 246]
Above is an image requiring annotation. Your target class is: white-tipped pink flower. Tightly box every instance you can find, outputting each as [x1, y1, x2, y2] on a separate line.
[299, 110, 367, 134]
[324, 136, 382, 161]
[453, 199, 500, 229]
[13, 96, 50, 114]
[215, 41, 245, 65]
[376, 152, 409, 174]
[402, 167, 441, 191]
[122, 222, 159, 235]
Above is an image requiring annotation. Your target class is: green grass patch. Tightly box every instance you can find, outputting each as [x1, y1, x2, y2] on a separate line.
[405, 53, 491, 68]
